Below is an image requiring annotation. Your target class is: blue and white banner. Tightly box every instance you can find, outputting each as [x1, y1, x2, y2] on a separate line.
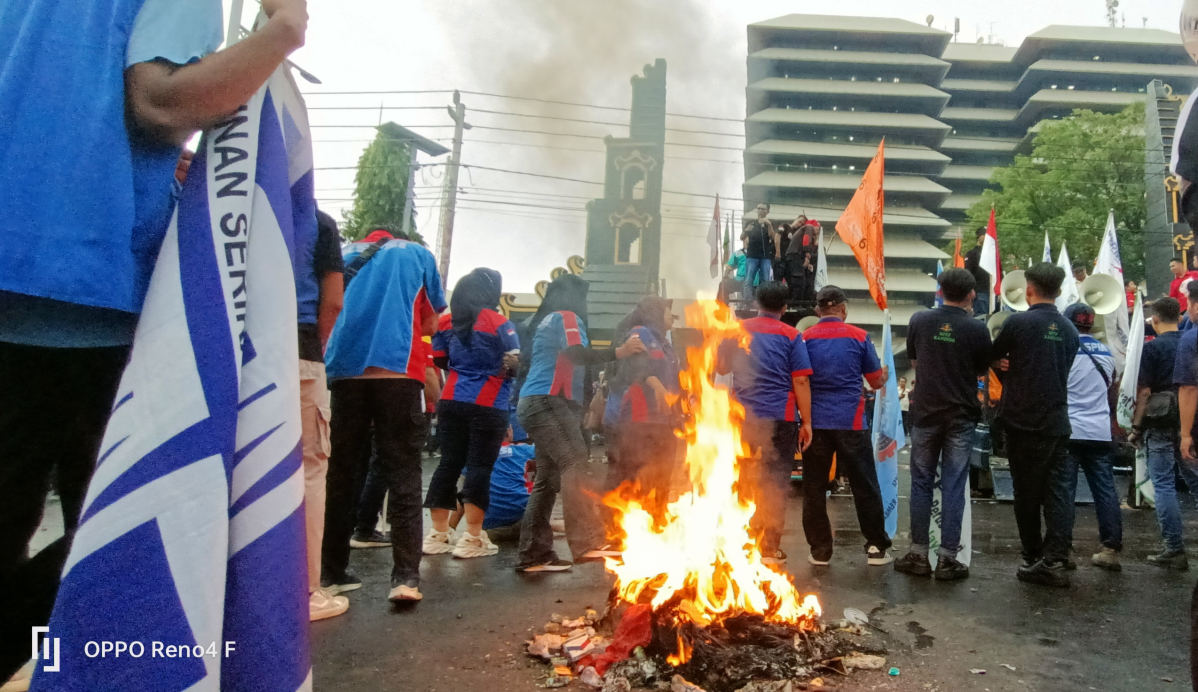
[933, 260, 944, 307]
[872, 312, 905, 538]
[33, 66, 314, 691]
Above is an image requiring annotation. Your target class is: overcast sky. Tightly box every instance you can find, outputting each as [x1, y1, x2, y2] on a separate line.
[226, 1, 1183, 295]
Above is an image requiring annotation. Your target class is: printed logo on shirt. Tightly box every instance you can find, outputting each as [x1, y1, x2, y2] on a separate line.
[933, 323, 956, 344]
[1045, 323, 1063, 342]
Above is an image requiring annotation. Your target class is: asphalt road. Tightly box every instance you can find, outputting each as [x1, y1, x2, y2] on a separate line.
[308, 449, 1198, 692]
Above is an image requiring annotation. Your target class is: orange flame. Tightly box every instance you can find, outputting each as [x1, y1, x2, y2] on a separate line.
[604, 300, 821, 658]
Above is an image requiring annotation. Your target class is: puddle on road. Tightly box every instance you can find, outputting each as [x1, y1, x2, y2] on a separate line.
[906, 621, 935, 649]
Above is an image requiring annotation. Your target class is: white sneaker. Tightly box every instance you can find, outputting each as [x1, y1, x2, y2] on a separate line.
[866, 545, 894, 566]
[422, 529, 454, 555]
[309, 588, 349, 622]
[452, 531, 498, 558]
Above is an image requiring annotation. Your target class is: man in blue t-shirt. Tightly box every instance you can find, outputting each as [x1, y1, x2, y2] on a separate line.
[721, 282, 813, 565]
[801, 286, 891, 567]
[1157, 291, 1198, 570]
[322, 231, 447, 603]
[0, 2, 307, 679]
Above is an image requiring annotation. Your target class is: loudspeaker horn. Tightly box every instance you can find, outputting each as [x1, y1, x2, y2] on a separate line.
[1080, 273, 1124, 315]
[1000, 270, 1028, 311]
[987, 312, 1011, 341]
[797, 315, 819, 333]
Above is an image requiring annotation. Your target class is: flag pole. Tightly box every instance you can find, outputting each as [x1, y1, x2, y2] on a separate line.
[226, 0, 245, 47]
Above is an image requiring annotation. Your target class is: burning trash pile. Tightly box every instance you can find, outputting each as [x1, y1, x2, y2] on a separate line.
[524, 302, 890, 691]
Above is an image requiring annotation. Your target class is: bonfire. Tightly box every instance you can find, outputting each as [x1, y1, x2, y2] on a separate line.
[527, 300, 888, 691]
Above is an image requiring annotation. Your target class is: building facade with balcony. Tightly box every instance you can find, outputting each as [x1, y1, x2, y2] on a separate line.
[744, 14, 1193, 348]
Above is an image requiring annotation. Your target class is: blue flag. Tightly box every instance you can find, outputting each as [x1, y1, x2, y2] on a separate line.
[872, 312, 904, 538]
[33, 66, 313, 691]
[933, 260, 944, 307]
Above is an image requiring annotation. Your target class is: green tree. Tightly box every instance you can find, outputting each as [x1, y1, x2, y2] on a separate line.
[341, 122, 425, 243]
[965, 103, 1146, 280]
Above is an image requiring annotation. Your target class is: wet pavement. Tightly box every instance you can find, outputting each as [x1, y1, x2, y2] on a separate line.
[309, 449, 1198, 691]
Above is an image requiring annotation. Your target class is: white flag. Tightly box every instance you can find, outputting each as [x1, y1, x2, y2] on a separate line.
[707, 195, 721, 279]
[1094, 210, 1130, 374]
[1056, 241, 1079, 310]
[814, 227, 829, 292]
[1042, 231, 1052, 263]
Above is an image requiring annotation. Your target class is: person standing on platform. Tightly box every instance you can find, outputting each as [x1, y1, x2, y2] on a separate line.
[720, 282, 813, 566]
[1060, 303, 1123, 572]
[963, 228, 991, 316]
[800, 286, 892, 567]
[741, 203, 777, 301]
[894, 268, 991, 581]
[991, 262, 1079, 588]
[1170, 257, 1198, 313]
[323, 231, 446, 604]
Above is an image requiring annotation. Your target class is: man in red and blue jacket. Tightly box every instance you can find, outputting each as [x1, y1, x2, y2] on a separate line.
[801, 286, 892, 567]
[720, 282, 812, 566]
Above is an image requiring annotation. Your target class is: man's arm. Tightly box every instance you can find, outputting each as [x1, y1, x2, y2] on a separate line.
[125, 0, 307, 146]
[793, 374, 813, 451]
[316, 271, 343, 350]
[1181, 386, 1197, 461]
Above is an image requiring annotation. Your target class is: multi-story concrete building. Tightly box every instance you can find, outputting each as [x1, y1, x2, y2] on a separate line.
[744, 14, 1193, 347]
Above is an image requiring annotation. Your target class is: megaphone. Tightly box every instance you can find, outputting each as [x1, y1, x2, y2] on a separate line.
[797, 315, 819, 333]
[1000, 270, 1028, 311]
[987, 312, 1011, 341]
[1080, 273, 1123, 315]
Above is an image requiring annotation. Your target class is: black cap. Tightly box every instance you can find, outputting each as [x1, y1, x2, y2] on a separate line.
[816, 285, 847, 309]
[1063, 302, 1095, 331]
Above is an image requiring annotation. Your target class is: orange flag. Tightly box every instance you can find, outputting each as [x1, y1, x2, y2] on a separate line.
[952, 237, 965, 268]
[835, 140, 887, 310]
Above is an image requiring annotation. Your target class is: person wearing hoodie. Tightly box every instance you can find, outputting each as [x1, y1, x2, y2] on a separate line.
[422, 268, 520, 560]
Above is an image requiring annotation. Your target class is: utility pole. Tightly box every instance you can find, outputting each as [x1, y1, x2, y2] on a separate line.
[437, 91, 470, 287]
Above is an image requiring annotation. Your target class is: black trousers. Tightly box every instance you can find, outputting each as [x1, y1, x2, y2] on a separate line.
[742, 418, 798, 554]
[802, 428, 891, 558]
[607, 422, 678, 520]
[1005, 430, 1072, 564]
[424, 400, 508, 511]
[324, 378, 427, 585]
[0, 341, 128, 681]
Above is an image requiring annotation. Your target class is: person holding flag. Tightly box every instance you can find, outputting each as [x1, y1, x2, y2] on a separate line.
[895, 268, 991, 581]
[963, 228, 992, 317]
[0, 0, 309, 683]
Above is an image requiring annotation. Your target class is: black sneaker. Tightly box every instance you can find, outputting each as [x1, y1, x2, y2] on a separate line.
[350, 530, 391, 549]
[893, 552, 932, 577]
[934, 556, 970, 581]
[1147, 549, 1190, 571]
[320, 570, 363, 595]
[516, 559, 573, 573]
[1016, 559, 1069, 588]
[866, 545, 893, 566]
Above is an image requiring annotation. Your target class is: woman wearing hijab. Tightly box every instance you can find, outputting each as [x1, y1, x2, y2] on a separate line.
[605, 297, 680, 520]
[515, 274, 647, 572]
[423, 268, 521, 559]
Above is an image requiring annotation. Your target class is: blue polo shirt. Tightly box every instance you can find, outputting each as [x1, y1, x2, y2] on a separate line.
[0, 0, 222, 347]
[433, 309, 521, 410]
[727, 316, 813, 422]
[325, 238, 446, 380]
[613, 326, 679, 425]
[803, 317, 882, 430]
[1174, 330, 1198, 438]
[522, 311, 589, 403]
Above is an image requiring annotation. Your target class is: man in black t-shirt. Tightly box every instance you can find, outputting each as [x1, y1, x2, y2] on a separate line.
[895, 268, 991, 581]
[741, 202, 778, 300]
[991, 262, 1080, 588]
[302, 210, 347, 621]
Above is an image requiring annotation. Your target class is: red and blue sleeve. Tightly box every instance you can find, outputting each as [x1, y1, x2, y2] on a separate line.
[500, 319, 521, 352]
[790, 334, 813, 378]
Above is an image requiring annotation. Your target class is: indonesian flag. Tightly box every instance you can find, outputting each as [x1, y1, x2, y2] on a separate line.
[979, 208, 1001, 313]
[707, 194, 721, 279]
[835, 140, 887, 310]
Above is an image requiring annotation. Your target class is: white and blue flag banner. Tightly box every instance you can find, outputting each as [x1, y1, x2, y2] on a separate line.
[33, 65, 314, 691]
[871, 311, 905, 538]
[933, 260, 944, 307]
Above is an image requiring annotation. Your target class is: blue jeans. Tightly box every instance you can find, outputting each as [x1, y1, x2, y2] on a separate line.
[909, 417, 975, 559]
[1062, 440, 1123, 551]
[1145, 428, 1198, 552]
[743, 257, 772, 299]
